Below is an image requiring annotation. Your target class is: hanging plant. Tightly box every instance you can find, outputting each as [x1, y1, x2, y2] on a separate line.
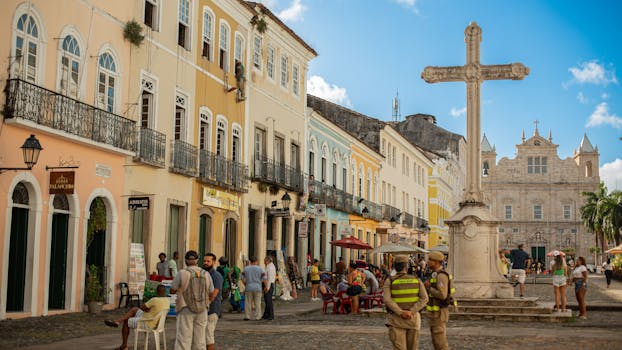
[250, 13, 268, 34]
[258, 182, 268, 193]
[123, 19, 145, 47]
[87, 198, 106, 248]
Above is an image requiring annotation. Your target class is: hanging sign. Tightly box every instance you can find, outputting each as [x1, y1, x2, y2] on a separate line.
[49, 171, 75, 194]
[128, 196, 150, 210]
[298, 221, 308, 238]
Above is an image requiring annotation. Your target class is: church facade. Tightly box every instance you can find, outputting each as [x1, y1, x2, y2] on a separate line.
[481, 127, 599, 264]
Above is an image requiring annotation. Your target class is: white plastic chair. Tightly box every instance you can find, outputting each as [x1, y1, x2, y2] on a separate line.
[133, 309, 168, 350]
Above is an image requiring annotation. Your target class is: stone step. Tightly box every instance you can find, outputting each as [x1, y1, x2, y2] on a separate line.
[457, 297, 539, 307]
[450, 310, 572, 323]
[458, 305, 554, 315]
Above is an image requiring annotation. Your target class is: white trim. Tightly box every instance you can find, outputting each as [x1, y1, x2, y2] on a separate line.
[218, 19, 231, 72]
[11, 3, 48, 85]
[1, 172, 43, 319]
[95, 44, 122, 115]
[139, 70, 159, 130]
[198, 106, 213, 152]
[55, 25, 87, 99]
[215, 114, 229, 157]
[201, 5, 215, 61]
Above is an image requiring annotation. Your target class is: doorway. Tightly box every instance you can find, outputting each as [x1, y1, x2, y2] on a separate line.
[225, 218, 237, 266]
[86, 197, 107, 299]
[7, 183, 30, 312]
[49, 194, 70, 310]
[198, 214, 212, 258]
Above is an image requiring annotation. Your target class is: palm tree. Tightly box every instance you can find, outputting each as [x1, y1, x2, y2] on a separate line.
[600, 190, 622, 245]
[580, 182, 608, 259]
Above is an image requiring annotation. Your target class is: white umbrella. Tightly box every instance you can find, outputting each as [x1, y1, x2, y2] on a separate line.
[429, 244, 449, 253]
[372, 242, 429, 254]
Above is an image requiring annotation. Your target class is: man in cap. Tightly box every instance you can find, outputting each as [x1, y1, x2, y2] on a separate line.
[424, 251, 451, 350]
[383, 255, 429, 350]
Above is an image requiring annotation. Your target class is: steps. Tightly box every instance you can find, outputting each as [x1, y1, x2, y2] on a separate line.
[452, 298, 573, 323]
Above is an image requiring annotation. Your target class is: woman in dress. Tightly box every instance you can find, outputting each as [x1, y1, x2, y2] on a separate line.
[572, 256, 589, 319]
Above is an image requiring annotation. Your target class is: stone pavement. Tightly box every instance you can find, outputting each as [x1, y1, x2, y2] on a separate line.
[4, 273, 622, 350]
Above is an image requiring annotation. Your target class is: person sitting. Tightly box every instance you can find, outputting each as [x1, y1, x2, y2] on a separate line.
[104, 285, 170, 350]
[337, 277, 349, 293]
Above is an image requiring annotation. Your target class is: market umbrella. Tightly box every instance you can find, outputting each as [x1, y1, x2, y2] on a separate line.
[429, 244, 449, 253]
[330, 235, 372, 250]
[372, 242, 429, 254]
[605, 244, 622, 254]
[546, 250, 566, 257]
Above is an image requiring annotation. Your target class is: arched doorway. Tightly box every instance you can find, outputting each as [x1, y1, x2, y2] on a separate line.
[224, 218, 237, 266]
[86, 197, 107, 298]
[198, 214, 212, 258]
[48, 194, 70, 310]
[7, 183, 30, 312]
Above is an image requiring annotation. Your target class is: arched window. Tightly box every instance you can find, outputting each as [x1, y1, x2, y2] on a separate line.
[201, 7, 214, 60]
[232, 124, 241, 162]
[219, 21, 230, 71]
[585, 161, 593, 177]
[234, 32, 244, 66]
[14, 13, 41, 82]
[12, 182, 30, 205]
[198, 107, 212, 151]
[482, 161, 489, 176]
[216, 116, 227, 157]
[60, 35, 81, 98]
[53, 193, 70, 211]
[97, 52, 117, 112]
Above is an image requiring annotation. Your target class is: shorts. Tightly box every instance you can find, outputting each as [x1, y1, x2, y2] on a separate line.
[205, 313, 218, 345]
[128, 309, 144, 329]
[346, 285, 363, 296]
[311, 280, 320, 285]
[574, 280, 587, 292]
[552, 275, 567, 287]
[510, 269, 526, 284]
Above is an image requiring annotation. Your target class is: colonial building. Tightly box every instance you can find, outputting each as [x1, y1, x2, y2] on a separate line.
[481, 127, 600, 263]
[1, 0, 135, 319]
[392, 114, 466, 249]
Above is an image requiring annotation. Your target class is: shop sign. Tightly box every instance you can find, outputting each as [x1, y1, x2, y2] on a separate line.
[298, 221, 308, 238]
[202, 186, 239, 212]
[49, 171, 75, 194]
[128, 197, 150, 210]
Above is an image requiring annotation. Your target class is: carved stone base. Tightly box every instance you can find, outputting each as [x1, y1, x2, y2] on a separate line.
[446, 201, 515, 299]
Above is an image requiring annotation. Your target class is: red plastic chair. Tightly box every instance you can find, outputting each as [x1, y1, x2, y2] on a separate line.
[321, 292, 337, 314]
[336, 291, 352, 314]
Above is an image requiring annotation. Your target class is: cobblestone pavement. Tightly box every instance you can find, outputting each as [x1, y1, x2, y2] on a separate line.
[4, 273, 622, 350]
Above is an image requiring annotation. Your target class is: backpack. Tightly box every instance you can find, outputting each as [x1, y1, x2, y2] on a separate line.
[182, 267, 209, 313]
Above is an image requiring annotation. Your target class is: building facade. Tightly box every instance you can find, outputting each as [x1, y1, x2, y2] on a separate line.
[1, 0, 135, 319]
[481, 128, 600, 263]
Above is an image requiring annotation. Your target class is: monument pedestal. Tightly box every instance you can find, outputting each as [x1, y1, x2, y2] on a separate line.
[446, 202, 513, 299]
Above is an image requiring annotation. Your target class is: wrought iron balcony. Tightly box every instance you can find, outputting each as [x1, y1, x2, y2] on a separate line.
[416, 216, 429, 231]
[252, 155, 304, 193]
[198, 150, 248, 192]
[135, 127, 166, 167]
[4, 78, 136, 151]
[360, 199, 383, 221]
[170, 139, 197, 177]
[403, 212, 415, 228]
[383, 204, 402, 221]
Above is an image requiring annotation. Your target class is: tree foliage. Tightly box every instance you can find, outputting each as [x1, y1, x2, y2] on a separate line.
[580, 183, 622, 248]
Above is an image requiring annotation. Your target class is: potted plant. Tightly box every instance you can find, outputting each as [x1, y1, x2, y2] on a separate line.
[86, 265, 107, 314]
[123, 19, 144, 47]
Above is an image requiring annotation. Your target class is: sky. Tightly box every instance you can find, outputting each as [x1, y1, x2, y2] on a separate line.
[259, 0, 622, 192]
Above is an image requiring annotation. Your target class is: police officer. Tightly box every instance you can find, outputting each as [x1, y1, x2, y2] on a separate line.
[424, 251, 451, 350]
[383, 255, 429, 350]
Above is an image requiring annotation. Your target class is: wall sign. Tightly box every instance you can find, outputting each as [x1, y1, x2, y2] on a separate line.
[49, 171, 75, 194]
[128, 196, 150, 210]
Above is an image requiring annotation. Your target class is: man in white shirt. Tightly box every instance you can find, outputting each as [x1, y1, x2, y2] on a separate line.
[262, 256, 277, 320]
[169, 251, 179, 277]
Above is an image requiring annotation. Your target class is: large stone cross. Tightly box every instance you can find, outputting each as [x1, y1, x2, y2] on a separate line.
[422, 22, 529, 204]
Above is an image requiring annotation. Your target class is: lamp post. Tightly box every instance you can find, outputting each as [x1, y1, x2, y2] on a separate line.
[281, 192, 291, 210]
[0, 134, 43, 173]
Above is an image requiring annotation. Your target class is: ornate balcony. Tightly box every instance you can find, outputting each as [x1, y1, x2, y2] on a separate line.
[4, 78, 136, 151]
[198, 150, 248, 193]
[403, 212, 415, 228]
[307, 180, 382, 221]
[416, 216, 429, 230]
[135, 127, 166, 167]
[383, 204, 402, 221]
[170, 139, 197, 177]
[252, 156, 304, 193]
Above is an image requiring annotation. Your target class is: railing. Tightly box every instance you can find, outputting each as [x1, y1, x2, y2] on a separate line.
[170, 139, 197, 176]
[198, 150, 248, 192]
[136, 127, 166, 167]
[416, 216, 429, 230]
[4, 78, 136, 151]
[252, 156, 304, 193]
[383, 204, 402, 221]
[403, 212, 415, 228]
[307, 180, 382, 221]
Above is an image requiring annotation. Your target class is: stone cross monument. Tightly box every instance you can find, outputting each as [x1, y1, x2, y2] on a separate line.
[421, 22, 529, 298]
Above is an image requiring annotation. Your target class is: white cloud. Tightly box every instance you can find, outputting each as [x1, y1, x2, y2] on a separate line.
[602, 92, 610, 100]
[600, 159, 622, 192]
[568, 60, 618, 86]
[577, 92, 588, 104]
[586, 102, 622, 129]
[450, 106, 466, 118]
[307, 75, 352, 107]
[277, 0, 306, 23]
[392, 0, 420, 13]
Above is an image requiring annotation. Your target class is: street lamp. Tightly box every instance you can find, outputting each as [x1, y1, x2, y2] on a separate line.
[281, 192, 291, 209]
[0, 134, 43, 173]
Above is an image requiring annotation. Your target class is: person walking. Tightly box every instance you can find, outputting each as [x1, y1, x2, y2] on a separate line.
[603, 258, 614, 288]
[241, 256, 268, 321]
[383, 255, 429, 350]
[424, 251, 453, 350]
[170, 250, 214, 350]
[572, 256, 589, 319]
[203, 253, 222, 350]
[550, 251, 568, 312]
[262, 256, 276, 320]
[510, 244, 530, 297]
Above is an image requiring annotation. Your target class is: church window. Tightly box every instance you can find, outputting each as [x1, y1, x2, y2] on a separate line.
[585, 161, 593, 177]
[527, 156, 547, 174]
[563, 205, 571, 220]
[504, 205, 512, 220]
[533, 205, 542, 220]
[483, 161, 489, 176]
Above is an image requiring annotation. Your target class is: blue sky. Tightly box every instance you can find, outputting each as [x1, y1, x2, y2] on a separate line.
[261, 0, 622, 191]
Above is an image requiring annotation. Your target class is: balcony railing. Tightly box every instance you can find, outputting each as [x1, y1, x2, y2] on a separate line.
[170, 139, 197, 177]
[135, 127, 166, 167]
[307, 180, 382, 221]
[4, 78, 136, 151]
[252, 156, 304, 193]
[403, 212, 414, 228]
[416, 216, 429, 230]
[383, 204, 402, 221]
[198, 150, 248, 192]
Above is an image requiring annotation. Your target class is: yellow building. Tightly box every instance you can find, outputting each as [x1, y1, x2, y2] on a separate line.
[428, 155, 463, 248]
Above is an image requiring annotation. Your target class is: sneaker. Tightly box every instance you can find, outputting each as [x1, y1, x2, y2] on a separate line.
[579, 315, 587, 320]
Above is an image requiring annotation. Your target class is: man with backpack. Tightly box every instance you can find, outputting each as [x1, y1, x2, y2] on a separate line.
[171, 250, 214, 350]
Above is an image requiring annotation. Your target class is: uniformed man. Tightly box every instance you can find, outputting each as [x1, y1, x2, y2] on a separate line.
[424, 251, 451, 350]
[383, 255, 429, 350]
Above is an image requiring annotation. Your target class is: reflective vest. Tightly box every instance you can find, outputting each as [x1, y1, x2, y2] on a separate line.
[390, 274, 420, 310]
[426, 270, 457, 312]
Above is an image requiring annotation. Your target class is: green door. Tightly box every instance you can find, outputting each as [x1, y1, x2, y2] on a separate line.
[531, 246, 546, 262]
[49, 213, 69, 310]
[7, 207, 29, 312]
[198, 214, 211, 258]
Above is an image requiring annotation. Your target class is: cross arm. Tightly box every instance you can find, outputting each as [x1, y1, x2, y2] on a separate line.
[421, 66, 466, 83]
[480, 63, 530, 81]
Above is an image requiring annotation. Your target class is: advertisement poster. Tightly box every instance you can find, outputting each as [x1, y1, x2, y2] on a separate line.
[128, 243, 147, 299]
